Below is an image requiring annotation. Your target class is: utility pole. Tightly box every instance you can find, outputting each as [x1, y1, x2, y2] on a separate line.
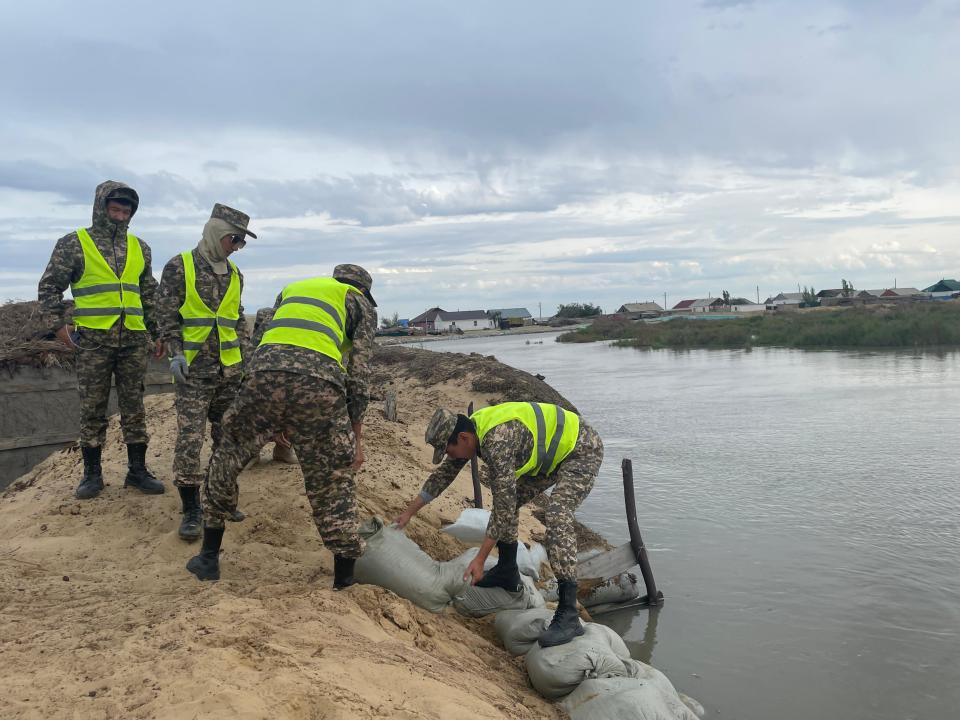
[756, 285, 760, 304]
[538, 301, 542, 321]
[663, 291, 667, 309]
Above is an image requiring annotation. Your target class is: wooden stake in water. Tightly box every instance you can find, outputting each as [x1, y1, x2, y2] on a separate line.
[623, 458, 664, 606]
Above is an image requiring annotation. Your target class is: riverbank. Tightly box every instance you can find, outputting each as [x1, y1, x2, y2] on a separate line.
[0, 345, 625, 720]
[376, 323, 585, 346]
[558, 301, 960, 349]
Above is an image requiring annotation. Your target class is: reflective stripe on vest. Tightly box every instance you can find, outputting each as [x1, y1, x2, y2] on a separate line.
[178, 251, 242, 366]
[470, 402, 581, 477]
[72, 228, 146, 331]
[258, 277, 361, 368]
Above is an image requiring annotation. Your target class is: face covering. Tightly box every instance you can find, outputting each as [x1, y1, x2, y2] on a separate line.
[197, 217, 238, 275]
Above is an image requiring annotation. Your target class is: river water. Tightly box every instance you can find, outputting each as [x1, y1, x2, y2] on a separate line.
[422, 332, 960, 720]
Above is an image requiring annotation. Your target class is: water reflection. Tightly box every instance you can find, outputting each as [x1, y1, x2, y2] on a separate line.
[599, 605, 661, 664]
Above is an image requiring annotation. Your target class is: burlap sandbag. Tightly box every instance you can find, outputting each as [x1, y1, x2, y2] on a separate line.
[452, 574, 545, 618]
[354, 517, 468, 613]
[524, 623, 629, 699]
[493, 608, 556, 656]
[560, 674, 700, 720]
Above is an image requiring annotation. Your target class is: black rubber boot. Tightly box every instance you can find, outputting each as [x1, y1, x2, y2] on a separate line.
[123, 443, 165, 494]
[186, 527, 224, 581]
[75, 445, 104, 500]
[177, 486, 203, 542]
[475, 541, 523, 592]
[538, 580, 585, 647]
[333, 555, 357, 590]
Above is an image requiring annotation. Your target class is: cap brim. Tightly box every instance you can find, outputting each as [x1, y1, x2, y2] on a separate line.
[364, 290, 378, 307]
[243, 229, 258, 239]
[431, 445, 444, 464]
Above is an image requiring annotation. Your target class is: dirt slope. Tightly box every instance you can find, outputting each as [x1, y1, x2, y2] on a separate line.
[0, 348, 586, 720]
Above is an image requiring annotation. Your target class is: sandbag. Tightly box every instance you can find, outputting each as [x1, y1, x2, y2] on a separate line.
[452, 574, 545, 618]
[454, 544, 543, 580]
[559, 676, 700, 720]
[440, 508, 490, 543]
[527, 542, 549, 579]
[494, 608, 555, 656]
[354, 517, 468, 612]
[524, 623, 629, 699]
[543, 572, 641, 607]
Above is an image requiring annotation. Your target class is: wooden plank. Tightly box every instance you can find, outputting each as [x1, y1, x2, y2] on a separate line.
[576, 542, 638, 581]
[0, 433, 76, 452]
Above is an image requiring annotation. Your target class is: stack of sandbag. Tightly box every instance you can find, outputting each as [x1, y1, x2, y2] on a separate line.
[524, 623, 633, 699]
[495, 608, 703, 719]
[442, 508, 549, 580]
[353, 517, 545, 617]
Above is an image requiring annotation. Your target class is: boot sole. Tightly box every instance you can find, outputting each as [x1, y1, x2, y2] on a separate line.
[186, 558, 219, 581]
[537, 625, 585, 648]
[178, 529, 202, 542]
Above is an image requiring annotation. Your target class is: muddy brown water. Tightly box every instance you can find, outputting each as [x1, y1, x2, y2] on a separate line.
[426, 332, 960, 720]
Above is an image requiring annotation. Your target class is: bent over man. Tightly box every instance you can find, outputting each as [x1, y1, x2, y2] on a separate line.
[157, 204, 255, 541]
[38, 180, 164, 500]
[396, 402, 604, 647]
[186, 264, 377, 589]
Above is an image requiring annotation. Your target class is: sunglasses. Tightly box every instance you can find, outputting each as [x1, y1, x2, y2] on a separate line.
[229, 234, 247, 248]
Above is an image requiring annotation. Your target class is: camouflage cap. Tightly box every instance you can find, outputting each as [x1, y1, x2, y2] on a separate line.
[211, 203, 258, 239]
[333, 263, 377, 306]
[425, 408, 459, 464]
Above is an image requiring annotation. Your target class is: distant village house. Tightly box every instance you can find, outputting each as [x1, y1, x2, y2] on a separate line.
[409, 307, 497, 332]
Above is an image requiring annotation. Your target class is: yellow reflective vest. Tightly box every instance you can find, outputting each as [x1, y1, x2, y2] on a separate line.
[470, 402, 580, 477]
[259, 277, 361, 368]
[71, 228, 146, 331]
[178, 251, 242, 366]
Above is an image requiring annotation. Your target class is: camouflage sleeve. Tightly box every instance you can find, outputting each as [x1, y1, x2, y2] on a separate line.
[157, 254, 185, 356]
[419, 457, 469, 502]
[236, 268, 250, 360]
[37, 233, 82, 329]
[344, 293, 377, 424]
[482, 422, 525, 542]
[139, 240, 160, 339]
[250, 293, 282, 347]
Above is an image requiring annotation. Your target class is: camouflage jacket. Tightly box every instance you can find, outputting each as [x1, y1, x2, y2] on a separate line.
[157, 248, 249, 378]
[37, 181, 158, 347]
[420, 420, 536, 501]
[249, 289, 377, 424]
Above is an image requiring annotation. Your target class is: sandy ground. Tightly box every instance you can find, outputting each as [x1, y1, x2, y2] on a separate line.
[0, 348, 588, 720]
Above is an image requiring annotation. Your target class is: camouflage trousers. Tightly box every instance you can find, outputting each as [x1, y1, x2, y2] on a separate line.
[173, 372, 242, 487]
[489, 421, 603, 581]
[202, 370, 364, 558]
[75, 339, 149, 447]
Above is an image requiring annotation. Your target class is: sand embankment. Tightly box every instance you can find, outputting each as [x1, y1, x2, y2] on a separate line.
[0, 346, 604, 720]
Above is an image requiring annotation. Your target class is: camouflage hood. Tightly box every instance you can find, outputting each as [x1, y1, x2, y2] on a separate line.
[90, 180, 140, 238]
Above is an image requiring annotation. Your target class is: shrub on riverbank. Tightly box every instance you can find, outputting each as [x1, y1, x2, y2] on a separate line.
[557, 302, 960, 349]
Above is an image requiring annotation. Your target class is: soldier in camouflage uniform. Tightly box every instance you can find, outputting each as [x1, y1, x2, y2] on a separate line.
[396, 402, 604, 646]
[157, 204, 255, 541]
[38, 180, 165, 500]
[186, 264, 377, 588]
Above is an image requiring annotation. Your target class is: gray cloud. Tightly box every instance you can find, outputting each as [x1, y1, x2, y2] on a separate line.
[1, 1, 958, 316]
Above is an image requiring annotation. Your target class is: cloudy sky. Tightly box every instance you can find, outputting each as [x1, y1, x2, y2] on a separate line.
[2, 0, 959, 318]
